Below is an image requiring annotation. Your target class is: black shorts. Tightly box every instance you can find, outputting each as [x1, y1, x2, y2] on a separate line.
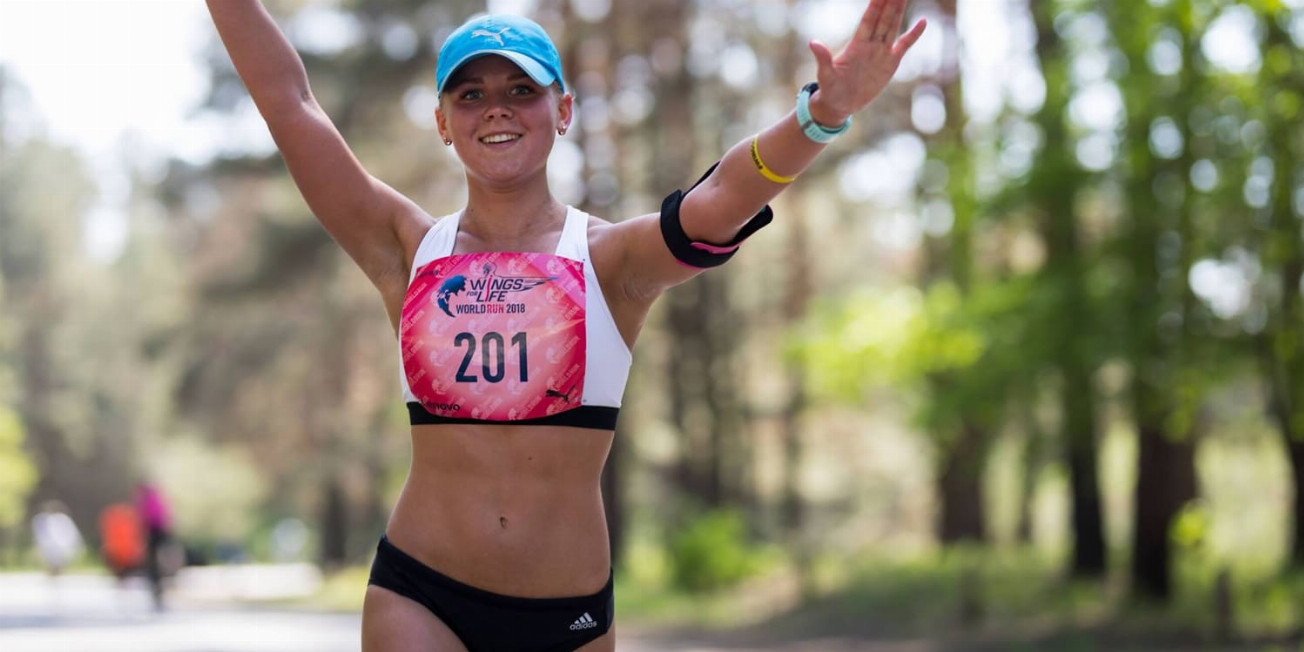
[368, 536, 613, 652]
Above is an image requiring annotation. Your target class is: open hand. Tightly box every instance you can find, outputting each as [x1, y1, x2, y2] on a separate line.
[807, 0, 927, 125]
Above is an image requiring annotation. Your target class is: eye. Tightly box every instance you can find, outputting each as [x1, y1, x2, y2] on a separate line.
[459, 88, 484, 101]
[510, 84, 536, 96]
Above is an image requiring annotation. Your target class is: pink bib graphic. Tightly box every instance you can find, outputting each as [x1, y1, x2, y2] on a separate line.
[401, 252, 586, 421]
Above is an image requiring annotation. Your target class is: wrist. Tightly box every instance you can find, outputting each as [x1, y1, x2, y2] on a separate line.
[795, 82, 852, 144]
[807, 91, 851, 129]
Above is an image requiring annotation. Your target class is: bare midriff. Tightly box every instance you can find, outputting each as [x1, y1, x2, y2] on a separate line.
[384, 421, 614, 599]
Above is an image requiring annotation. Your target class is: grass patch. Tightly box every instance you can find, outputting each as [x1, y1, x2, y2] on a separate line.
[617, 545, 1304, 649]
[615, 540, 783, 627]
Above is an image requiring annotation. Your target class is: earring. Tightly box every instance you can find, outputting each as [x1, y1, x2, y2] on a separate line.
[558, 127, 567, 136]
[443, 138, 453, 146]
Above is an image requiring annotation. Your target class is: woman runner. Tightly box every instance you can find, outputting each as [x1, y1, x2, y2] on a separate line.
[206, 1, 925, 650]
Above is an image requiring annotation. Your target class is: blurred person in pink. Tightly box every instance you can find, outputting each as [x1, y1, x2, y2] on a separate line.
[134, 481, 173, 611]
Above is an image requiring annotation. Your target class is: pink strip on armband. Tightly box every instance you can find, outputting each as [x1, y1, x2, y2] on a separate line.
[673, 241, 744, 268]
[690, 241, 742, 255]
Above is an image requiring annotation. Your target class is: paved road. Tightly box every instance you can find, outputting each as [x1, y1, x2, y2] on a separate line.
[0, 572, 694, 652]
[0, 571, 897, 651]
[0, 571, 360, 652]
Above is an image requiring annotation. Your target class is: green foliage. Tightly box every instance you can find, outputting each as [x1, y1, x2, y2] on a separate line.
[0, 406, 36, 530]
[622, 533, 672, 589]
[1170, 500, 1211, 552]
[148, 435, 269, 548]
[668, 509, 770, 594]
[790, 276, 1051, 435]
[789, 285, 981, 400]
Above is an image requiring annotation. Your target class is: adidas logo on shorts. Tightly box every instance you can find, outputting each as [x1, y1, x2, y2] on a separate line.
[569, 612, 598, 630]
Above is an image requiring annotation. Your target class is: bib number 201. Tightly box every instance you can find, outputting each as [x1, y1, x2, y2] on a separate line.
[454, 332, 528, 383]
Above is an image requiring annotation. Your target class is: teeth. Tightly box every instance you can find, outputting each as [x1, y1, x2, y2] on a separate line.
[481, 134, 520, 144]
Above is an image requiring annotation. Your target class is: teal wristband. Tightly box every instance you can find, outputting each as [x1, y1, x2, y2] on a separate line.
[796, 82, 851, 144]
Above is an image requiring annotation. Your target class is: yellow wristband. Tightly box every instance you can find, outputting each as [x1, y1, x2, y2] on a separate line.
[750, 136, 796, 184]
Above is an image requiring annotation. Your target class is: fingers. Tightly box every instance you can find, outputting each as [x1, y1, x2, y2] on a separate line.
[855, 0, 882, 43]
[879, 0, 907, 42]
[892, 17, 927, 59]
[809, 40, 835, 74]
[860, 0, 907, 44]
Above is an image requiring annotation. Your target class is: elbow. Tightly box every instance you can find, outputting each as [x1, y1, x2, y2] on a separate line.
[253, 85, 319, 123]
[687, 178, 768, 230]
[680, 185, 751, 245]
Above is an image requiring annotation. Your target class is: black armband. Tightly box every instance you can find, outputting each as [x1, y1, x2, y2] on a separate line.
[659, 163, 775, 269]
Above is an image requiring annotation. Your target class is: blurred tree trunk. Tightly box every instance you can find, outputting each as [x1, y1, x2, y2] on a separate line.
[558, 0, 629, 565]
[1257, 12, 1304, 568]
[1132, 0, 1202, 601]
[773, 0, 810, 556]
[314, 268, 356, 566]
[778, 198, 810, 534]
[655, 0, 708, 501]
[643, 0, 740, 509]
[1015, 401, 1048, 544]
[778, 184, 812, 587]
[937, 423, 986, 542]
[1289, 438, 1304, 565]
[19, 323, 64, 498]
[1131, 419, 1197, 597]
[926, 0, 987, 544]
[320, 477, 348, 569]
[1109, 0, 1204, 599]
[1030, 1, 1105, 576]
[363, 429, 388, 550]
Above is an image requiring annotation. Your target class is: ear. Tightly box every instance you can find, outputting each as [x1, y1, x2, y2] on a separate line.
[435, 106, 450, 144]
[557, 93, 574, 134]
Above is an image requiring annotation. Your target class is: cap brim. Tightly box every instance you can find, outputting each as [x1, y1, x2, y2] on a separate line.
[438, 50, 557, 93]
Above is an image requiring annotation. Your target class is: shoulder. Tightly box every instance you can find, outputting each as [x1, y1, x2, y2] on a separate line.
[582, 211, 617, 237]
[580, 209, 669, 304]
[582, 210, 657, 260]
[581, 209, 658, 240]
[579, 209, 625, 261]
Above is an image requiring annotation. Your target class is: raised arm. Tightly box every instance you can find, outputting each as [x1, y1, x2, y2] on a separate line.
[206, 0, 429, 298]
[610, 0, 926, 298]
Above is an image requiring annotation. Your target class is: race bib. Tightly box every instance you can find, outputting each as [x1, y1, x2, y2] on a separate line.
[400, 252, 586, 421]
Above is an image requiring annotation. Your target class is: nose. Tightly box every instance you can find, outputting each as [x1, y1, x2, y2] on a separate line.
[483, 99, 513, 121]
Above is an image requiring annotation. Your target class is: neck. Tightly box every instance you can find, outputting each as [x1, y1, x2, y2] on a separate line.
[461, 172, 565, 244]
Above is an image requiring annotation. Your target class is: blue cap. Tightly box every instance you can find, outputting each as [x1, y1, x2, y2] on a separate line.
[436, 15, 566, 95]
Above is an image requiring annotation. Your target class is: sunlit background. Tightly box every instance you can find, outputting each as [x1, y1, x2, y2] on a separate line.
[2, 0, 1304, 649]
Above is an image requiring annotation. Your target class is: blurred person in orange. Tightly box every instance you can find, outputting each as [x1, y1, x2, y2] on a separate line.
[98, 502, 145, 581]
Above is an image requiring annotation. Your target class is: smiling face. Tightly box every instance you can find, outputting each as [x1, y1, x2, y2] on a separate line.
[436, 55, 573, 189]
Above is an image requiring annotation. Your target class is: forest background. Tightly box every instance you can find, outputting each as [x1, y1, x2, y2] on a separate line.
[1, 0, 1303, 647]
